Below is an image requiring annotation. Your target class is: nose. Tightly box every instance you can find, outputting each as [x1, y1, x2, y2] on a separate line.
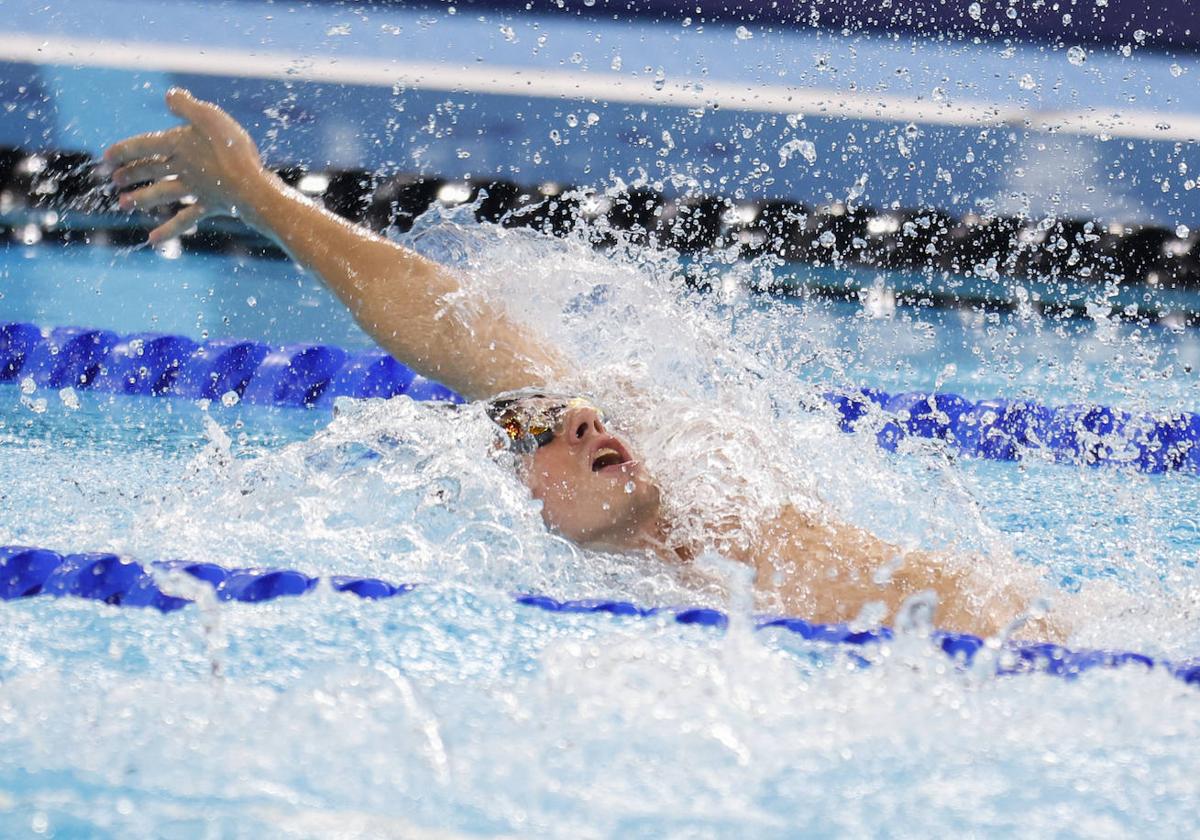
[562, 405, 605, 445]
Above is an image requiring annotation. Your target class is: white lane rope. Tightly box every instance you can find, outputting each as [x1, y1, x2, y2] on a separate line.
[4, 32, 1200, 143]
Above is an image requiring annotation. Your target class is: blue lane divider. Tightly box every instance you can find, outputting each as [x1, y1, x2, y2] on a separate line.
[827, 387, 1200, 473]
[0, 322, 467, 408]
[21, 327, 120, 390]
[1, 545, 1197, 686]
[91, 333, 201, 396]
[3, 321, 1199, 473]
[172, 339, 271, 400]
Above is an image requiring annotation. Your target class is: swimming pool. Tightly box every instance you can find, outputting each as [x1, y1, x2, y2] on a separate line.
[4, 207, 1200, 834]
[5, 1, 1200, 836]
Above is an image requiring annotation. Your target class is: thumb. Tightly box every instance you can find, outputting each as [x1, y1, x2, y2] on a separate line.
[165, 87, 227, 134]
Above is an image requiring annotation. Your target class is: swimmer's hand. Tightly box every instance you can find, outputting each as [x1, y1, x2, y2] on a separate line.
[103, 88, 567, 399]
[104, 88, 273, 246]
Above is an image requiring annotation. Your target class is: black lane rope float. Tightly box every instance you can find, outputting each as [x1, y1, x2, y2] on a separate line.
[3, 147, 1200, 324]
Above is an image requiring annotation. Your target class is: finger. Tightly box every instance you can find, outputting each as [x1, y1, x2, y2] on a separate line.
[112, 156, 173, 189]
[165, 87, 231, 136]
[118, 178, 191, 212]
[104, 127, 184, 169]
[149, 203, 207, 245]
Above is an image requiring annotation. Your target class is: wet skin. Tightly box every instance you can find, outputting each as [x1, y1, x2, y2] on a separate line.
[522, 406, 1063, 641]
[105, 89, 1064, 642]
[520, 404, 663, 550]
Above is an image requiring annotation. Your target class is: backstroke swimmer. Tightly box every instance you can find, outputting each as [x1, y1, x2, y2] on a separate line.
[104, 89, 1064, 640]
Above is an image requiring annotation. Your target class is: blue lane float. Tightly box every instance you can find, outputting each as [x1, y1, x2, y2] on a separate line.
[1, 544, 1196, 687]
[3, 321, 1200, 473]
[171, 338, 272, 400]
[829, 387, 1200, 473]
[0, 321, 466, 408]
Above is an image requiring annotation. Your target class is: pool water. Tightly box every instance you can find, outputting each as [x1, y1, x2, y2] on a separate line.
[2, 212, 1200, 835]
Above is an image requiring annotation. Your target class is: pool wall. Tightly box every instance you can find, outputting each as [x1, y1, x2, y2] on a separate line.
[4, 0, 1200, 227]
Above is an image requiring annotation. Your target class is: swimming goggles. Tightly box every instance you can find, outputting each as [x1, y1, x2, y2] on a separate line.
[485, 390, 604, 454]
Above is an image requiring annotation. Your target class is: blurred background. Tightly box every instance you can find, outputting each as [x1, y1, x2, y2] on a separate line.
[3, 0, 1198, 228]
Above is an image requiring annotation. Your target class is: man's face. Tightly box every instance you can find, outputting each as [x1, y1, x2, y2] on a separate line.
[517, 403, 661, 547]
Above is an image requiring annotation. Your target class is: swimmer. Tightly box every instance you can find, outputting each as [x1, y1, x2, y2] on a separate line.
[104, 88, 1063, 640]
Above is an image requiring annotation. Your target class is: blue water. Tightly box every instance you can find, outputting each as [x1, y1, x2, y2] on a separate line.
[3, 228, 1200, 835]
[8, 240, 1200, 412]
[4, 0, 1200, 833]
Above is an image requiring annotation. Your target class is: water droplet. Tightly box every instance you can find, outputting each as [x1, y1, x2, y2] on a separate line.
[325, 23, 351, 37]
[566, 113, 579, 128]
[499, 24, 516, 43]
[570, 51, 583, 64]
[1006, 6, 1017, 19]
[847, 173, 869, 201]
[850, 601, 888, 632]
[735, 25, 753, 40]
[19, 376, 35, 395]
[1067, 45, 1087, 66]
[968, 2, 982, 21]
[1018, 74, 1037, 90]
[778, 138, 817, 166]
[895, 590, 939, 636]
[221, 390, 240, 407]
[456, 149, 471, 159]
[586, 112, 600, 126]
[246, 296, 257, 307]
[624, 481, 635, 494]
[818, 230, 837, 248]
[58, 387, 79, 410]
[610, 54, 622, 71]
[1134, 29, 1148, 44]
[1177, 224, 1190, 238]
[1171, 63, 1184, 78]
[653, 69, 666, 91]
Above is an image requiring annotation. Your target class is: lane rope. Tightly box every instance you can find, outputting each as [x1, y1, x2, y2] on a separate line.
[3, 321, 1198, 473]
[2, 544, 1195, 686]
[3, 146, 1199, 325]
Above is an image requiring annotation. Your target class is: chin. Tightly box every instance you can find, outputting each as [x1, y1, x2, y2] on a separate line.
[604, 475, 662, 541]
[549, 488, 661, 548]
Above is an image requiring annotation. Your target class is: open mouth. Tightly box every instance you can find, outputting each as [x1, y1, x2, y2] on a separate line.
[591, 439, 634, 473]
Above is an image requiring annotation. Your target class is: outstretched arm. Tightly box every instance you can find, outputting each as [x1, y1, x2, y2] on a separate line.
[104, 88, 568, 401]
